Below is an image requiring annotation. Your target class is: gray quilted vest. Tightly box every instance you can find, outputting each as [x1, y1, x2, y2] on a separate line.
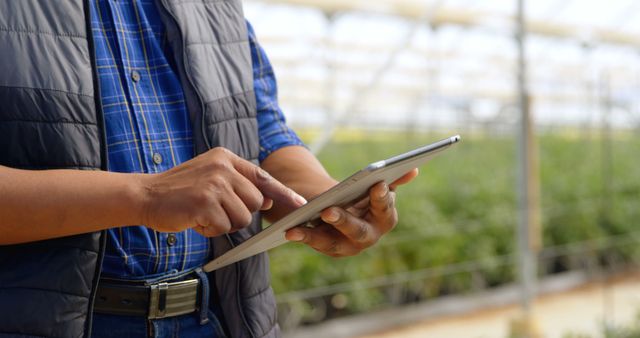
[0, 0, 279, 337]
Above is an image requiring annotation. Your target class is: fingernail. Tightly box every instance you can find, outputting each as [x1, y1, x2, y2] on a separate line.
[379, 183, 389, 198]
[294, 193, 307, 206]
[260, 199, 274, 211]
[288, 230, 305, 242]
[325, 209, 340, 223]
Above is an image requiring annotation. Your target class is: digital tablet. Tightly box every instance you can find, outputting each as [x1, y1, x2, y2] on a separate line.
[203, 135, 461, 272]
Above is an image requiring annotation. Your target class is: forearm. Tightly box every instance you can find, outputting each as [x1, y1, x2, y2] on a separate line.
[260, 146, 338, 222]
[0, 166, 145, 245]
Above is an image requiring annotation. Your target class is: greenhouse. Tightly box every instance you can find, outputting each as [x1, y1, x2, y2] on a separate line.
[244, 0, 640, 337]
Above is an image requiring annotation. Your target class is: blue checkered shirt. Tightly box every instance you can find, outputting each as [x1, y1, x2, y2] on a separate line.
[90, 0, 304, 279]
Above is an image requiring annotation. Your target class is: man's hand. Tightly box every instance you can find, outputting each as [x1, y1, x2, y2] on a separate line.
[284, 169, 419, 257]
[0, 146, 307, 245]
[141, 147, 306, 237]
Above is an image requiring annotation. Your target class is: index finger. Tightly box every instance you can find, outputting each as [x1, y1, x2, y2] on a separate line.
[230, 155, 307, 209]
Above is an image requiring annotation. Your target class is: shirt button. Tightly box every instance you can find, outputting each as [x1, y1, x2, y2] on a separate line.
[131, 70, 141, 83]
[152, 153, 163, 165]
[166, 234, 177, 246]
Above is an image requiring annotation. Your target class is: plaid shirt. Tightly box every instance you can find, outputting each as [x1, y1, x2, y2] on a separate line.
[90, 0, 303, 279]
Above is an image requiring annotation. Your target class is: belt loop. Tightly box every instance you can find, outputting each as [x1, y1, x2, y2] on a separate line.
[195, 268, 210, 325]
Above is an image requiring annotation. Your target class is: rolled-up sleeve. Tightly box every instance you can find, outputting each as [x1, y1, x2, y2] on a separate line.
[247, 21, 306, 162]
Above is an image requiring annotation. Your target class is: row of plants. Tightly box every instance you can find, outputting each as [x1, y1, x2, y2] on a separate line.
[268, 131, 640, 327]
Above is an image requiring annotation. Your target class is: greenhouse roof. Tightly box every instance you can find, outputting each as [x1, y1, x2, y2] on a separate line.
[244, 0, 640, 135]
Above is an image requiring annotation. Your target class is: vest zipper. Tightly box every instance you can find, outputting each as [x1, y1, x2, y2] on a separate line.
[83, 0, 109, 337]
[156, 2, 256, 337]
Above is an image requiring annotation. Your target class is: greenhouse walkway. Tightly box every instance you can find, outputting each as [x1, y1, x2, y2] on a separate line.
[285, 271, 640, 338]
[360, 272, 640, 338]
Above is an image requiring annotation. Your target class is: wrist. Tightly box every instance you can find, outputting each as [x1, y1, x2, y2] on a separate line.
[125, 173, 154, 225]
[305, 176, 339, 200]
[284, 174, 338, 202]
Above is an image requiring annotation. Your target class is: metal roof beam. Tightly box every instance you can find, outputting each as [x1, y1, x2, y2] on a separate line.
[256, 0, 640, 48]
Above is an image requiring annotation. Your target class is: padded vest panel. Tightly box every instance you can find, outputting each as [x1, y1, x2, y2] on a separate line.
[0, 0, 274, 337]
[0, 0, 99, 170]
[0, 1, 103, 337]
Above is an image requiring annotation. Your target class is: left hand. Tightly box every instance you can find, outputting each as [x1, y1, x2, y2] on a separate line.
[285, 168, 419, 257]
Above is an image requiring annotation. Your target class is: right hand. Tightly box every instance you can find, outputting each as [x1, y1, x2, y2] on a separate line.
[139, 147, 307, 237]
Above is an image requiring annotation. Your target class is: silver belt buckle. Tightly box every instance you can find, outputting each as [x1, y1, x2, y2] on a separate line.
[148, 279, 199, 319]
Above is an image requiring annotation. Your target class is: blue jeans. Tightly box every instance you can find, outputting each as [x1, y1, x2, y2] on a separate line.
[91, 311, 228, 338]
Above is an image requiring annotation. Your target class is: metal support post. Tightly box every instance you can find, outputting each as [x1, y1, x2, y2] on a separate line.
[512, 0, 542, 337]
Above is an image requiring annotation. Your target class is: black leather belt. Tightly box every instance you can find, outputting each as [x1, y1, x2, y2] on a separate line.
[94, 278, 200, 319]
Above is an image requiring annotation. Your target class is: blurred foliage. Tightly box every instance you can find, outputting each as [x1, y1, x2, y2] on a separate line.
[268, 131, 640, 326]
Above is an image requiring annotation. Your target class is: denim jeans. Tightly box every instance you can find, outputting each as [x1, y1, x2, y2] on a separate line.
[91, 311, 228, 338]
